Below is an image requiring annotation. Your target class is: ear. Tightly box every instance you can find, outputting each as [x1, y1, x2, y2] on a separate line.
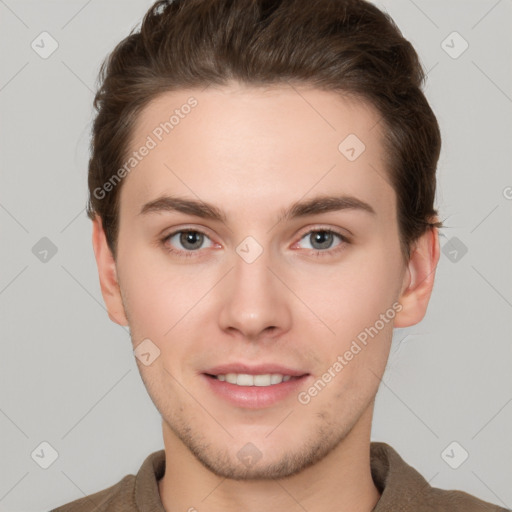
[394, 226, 440, 328]
[91, 215, 129, 326]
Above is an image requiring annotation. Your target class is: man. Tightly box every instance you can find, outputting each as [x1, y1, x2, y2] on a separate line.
[52, 0, 508, 510]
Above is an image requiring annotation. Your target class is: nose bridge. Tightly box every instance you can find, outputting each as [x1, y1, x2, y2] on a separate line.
[217, 237, 291, 338]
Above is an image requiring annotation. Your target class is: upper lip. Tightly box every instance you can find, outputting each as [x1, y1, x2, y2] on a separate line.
[204, 363, 308, 377]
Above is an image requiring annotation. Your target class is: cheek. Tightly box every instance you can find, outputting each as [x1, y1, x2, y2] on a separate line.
[118, 252, 213, 343]
[303, 253, 402, 339]
[326, 249, 401, 387]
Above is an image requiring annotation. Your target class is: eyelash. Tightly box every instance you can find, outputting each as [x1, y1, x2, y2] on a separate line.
[160, 227, 350, 259]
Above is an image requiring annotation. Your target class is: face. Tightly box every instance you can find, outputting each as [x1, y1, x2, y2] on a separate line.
[95, 82, 433, 480]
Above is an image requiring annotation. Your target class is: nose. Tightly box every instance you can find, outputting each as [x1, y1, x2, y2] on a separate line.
[217, 243, 292, 342]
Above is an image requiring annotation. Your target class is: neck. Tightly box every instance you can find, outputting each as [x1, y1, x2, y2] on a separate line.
[158, 404, 381, 512]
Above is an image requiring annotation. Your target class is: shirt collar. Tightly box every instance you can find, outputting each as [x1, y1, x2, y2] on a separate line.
[133, 442, 429, 511]
[370, 442, 431, 511]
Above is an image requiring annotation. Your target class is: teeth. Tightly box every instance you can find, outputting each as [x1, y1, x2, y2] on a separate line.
[215, 373, 293, 386]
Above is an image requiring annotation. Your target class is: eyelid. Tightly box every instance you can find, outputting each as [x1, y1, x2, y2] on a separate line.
[294, 224, 352, 243]
[161, 224, 216, 242]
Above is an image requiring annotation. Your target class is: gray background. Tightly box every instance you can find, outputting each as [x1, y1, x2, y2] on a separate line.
[1, 0, 511, 510]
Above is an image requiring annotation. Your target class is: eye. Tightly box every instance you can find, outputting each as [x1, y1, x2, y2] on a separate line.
[162, 229, 215, 257]
[294, 228, 349, 256]
[160, 227, 350, 258]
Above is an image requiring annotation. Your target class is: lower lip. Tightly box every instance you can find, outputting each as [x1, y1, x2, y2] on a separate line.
[202, 374, 310, 409]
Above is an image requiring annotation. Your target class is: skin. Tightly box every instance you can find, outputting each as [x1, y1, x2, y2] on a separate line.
[92, 82, 440, 512]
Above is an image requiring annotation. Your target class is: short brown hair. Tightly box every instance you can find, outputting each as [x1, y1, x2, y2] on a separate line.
[86, 0, 443, 262]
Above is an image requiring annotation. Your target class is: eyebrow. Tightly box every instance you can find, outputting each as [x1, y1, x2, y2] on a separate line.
[139, 194, 376, 223]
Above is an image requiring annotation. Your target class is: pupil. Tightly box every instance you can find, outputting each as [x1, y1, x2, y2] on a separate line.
[181, 231, 203, 249]
[312, 231, 332, 249]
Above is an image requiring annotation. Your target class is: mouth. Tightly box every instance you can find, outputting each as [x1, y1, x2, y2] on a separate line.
[204, 372, 303, 387]
[201, 366, 311, 408]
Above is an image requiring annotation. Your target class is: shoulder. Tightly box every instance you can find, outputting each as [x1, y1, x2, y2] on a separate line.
[49, 474, 136, 512]
[420, 487, 510, 511]
[370, 442, 509, 512]
[49, 450, 166, 512]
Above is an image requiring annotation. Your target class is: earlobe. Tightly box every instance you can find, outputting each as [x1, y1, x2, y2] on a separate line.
[394, 227, 440, 328]
[91, 216, 129, 326]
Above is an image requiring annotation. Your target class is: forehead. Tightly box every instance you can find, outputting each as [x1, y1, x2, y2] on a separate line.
[120, 84, 395, 223]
